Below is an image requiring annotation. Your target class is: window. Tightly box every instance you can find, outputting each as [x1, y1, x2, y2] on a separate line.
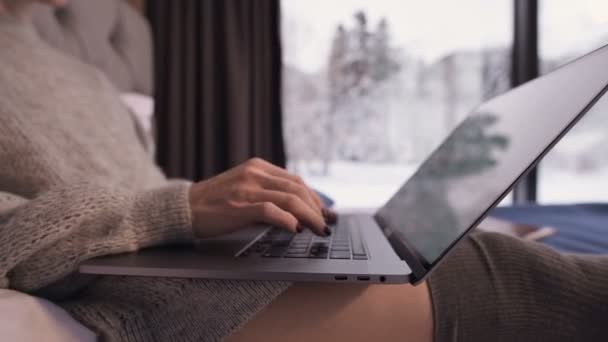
[282, 0, 512, 210]
[538, 0, 608, 203]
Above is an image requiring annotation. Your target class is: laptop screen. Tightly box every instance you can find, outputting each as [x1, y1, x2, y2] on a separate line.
[375, 45, 608, 266]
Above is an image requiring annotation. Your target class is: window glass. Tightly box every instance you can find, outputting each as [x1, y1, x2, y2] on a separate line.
[282, 0, 513, 210]
[538, 0, 608, 203]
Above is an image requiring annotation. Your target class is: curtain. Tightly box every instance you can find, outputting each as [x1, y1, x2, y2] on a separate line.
[146, 0, 286, 180]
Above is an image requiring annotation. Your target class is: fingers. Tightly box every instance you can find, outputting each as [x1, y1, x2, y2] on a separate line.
[309, 190, 324, 212]
[255, 173, 321, 217]
[322, 208, 338, 225]
[245, 158, 324, 213]
[190, 158, 334, 239]
[246, 202, 299, 234]
[238, 158, 331, 234]
[249, 189, 328, 236]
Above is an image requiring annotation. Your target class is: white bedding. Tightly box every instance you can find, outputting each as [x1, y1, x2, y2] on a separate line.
[0, 290, 96, 341]
[121, 92, 154, 134]
[0, 97, 152, 342]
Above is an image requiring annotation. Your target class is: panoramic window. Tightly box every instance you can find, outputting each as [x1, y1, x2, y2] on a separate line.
[282, 0, 512, 209]
[538, 0, 608, 203]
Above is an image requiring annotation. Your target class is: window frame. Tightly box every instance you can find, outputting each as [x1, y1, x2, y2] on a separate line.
[511, 0, 540, 203]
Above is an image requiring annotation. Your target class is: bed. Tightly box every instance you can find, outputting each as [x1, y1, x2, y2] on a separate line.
[492, 203, 608, 254]
[4, 1, 607, 340]
[1, 1, 154, 340]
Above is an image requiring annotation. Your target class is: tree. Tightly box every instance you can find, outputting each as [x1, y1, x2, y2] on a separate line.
[323, 25, 348, 174]
[325, 11, 402, 167]
[370, 18, 401, 83]
[481, 48, 510, 101]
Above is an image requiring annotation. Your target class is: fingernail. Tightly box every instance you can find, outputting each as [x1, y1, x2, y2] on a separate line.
[324, 226, 332, 236]
[322, 208, 338, 225]
[296, 225, 304, 233]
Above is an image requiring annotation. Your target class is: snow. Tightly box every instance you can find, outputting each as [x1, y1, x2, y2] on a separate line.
[539, 167, 608, 204]
[296, 161, 608, 210]
[283, 1, 608, 209]
[294, 161, 417, 210]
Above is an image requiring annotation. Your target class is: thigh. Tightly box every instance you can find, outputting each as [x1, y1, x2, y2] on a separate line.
[227, 282, 433, 342]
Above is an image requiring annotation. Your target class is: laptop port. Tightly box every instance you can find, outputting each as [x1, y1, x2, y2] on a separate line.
[379, 276, 386, 282]
[334, 275, 348, 281]
[357, 276, 370, 281]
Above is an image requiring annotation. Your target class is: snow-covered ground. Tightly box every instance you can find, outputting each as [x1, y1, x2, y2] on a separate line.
[296, 161, 608, 210]
[296, 161, 417, 210]
[539, 168, 608, 204]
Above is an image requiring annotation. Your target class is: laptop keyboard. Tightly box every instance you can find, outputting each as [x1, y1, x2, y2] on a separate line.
[240, 220, 368, 260]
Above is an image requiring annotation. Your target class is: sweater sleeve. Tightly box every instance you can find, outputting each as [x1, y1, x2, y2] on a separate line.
[0, 181, 194, 292]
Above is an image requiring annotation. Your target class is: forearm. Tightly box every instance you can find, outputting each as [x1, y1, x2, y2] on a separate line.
[1, 181, 194, 292]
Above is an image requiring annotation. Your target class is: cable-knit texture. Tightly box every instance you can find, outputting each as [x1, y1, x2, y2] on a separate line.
[429, 232, 608, 342]
[0, 15, 289, 341]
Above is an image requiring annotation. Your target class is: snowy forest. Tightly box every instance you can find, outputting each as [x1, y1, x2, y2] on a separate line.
[283, 10, 511, 176]
[283, 8, 608, 207]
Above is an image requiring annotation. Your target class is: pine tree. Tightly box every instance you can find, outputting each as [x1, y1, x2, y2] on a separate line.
[370, 18, 401, 83]
[326, 11, 402, 164]
[322, 24, 349, 174]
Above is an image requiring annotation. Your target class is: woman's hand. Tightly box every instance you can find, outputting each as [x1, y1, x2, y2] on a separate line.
[189, 158, 333, 239]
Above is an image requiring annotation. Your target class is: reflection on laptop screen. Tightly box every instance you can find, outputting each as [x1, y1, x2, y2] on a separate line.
[375, 45, 608, 264]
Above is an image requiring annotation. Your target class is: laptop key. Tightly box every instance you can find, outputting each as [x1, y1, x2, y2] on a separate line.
[309, 253, 328, 259]
[350, 227, 367, 257]
[285, 253, 309, 258]
[292, 236, 311, 241]
[264, 246, 288, 257]
[262, 253, 280, 258]
[330, 251, 351, 259]
[309, 247, 328, 255]
[254, 245, 268, 253]
[286, 249, 308, 254]
[353, 255, 368, 260]
[332, 241, 349, 246]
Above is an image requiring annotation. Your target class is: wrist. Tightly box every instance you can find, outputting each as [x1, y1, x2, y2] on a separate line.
[130, 181, 195, 245]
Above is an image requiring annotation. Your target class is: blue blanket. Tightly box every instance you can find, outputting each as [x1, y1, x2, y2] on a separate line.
[491, 203, 608, 254]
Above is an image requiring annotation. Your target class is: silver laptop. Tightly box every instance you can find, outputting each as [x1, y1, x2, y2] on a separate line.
[80, 44, 608, 285]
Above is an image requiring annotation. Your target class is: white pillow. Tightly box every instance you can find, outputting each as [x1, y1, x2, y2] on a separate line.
[0, 289, 96, 342]
[121, 92, 154, 134]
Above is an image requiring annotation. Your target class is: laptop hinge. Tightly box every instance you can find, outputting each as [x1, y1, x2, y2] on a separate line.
[387, 233, 427, 284]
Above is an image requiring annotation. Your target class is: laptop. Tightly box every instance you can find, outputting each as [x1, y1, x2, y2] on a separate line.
[80, 44, 608, 285]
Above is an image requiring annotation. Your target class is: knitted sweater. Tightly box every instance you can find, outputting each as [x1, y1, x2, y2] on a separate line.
[0, 14, 288, 341]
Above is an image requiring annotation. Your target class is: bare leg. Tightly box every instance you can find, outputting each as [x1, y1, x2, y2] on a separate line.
[231, 232, 608, 341]
[227, 282, 433, 342]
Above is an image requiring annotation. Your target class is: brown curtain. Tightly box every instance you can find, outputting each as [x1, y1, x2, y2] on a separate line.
[146, 0, 286, 180]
